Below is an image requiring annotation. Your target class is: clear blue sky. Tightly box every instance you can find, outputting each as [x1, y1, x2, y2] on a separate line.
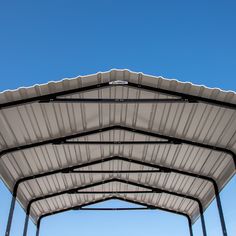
[0, 1, 236, 236]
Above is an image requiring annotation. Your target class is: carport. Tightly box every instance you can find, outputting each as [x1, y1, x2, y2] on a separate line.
[0, 69, 235, 236]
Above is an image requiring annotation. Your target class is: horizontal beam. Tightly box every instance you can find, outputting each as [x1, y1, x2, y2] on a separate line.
[57, 140, 172, 145]
[65, 169, 171, 174]
[77, 207, 151, 210]
[39, 98, 192, 104]
[72, 191, 153, 194]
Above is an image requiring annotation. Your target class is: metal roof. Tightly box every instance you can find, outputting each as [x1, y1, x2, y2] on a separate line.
[0, 69, 236, 229]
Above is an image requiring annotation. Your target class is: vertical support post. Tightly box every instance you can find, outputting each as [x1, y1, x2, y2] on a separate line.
[22, 214, 30, 236]
[5, 194, 16, 236]
[187, 216, 193, 236]
[199, 207, 207, 236]
[213, 183, 228, 236]
[36, 220, 41, 236]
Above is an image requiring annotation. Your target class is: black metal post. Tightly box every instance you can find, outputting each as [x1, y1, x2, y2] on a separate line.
[199, 206, 207, 236]
[5, 194, 16, 236]
[187, 216, 194, 236]
[22, 213, 30, 236]
[214, 184, 228, 236]
[36, 219, 41, 236]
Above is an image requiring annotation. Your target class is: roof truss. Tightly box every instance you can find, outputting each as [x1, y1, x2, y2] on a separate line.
[27, 177, 202, 217]
[35, 195, 193, 236]
[1, 125, 235, 167]
[27, 177, 206, 235]
[0, 80, 235, 110]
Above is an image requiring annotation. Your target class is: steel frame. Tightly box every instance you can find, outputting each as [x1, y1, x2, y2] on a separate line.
[35, 196, 193, 236]
[2, 80, 234, 236]
[7, 155, 227, 236]
[23, 177, 207, 236]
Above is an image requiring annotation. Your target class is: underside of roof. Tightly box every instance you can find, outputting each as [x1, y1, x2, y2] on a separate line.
[0, 69, 236, 225]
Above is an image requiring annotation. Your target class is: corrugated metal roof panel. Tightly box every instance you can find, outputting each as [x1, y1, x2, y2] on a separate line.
[0, 69, 235, 225]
